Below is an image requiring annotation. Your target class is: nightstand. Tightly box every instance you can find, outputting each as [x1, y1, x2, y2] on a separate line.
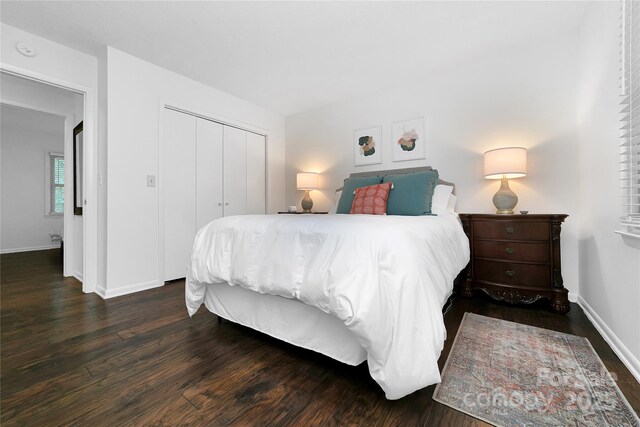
[277, 211, 328, 214]
[458, 213, 569, 313]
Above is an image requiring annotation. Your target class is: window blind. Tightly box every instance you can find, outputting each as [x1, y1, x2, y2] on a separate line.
[49, 153, 64, 215]
[620, 0, 640, 234]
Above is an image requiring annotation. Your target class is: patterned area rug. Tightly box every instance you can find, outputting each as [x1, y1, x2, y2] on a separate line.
[433, 313, 639, 427]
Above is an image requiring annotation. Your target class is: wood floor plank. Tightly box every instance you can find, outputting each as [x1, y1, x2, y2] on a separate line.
[86, 317, 253, 380]
[134, 395, 206, 426]
[78, 354, 211, 426]
[116, 310, 190, 339]
[225, 352, 331, 426]
[1, 249, 638, 425]
[425, 402, 490, 426]
[1, 367, 93, 421]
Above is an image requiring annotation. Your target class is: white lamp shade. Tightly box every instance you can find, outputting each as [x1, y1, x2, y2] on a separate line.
[484, 147, 527, 179]
[297, 172, 319, 190]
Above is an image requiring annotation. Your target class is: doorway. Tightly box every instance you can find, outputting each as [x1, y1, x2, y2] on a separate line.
[0, 71, 85, 282]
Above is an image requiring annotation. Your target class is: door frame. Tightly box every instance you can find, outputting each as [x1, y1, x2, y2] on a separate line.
[1, 63, 98, 293]
[157, 99, 269, 286]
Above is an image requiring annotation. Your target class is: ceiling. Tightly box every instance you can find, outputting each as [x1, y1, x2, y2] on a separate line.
[0, 1, 588, 116]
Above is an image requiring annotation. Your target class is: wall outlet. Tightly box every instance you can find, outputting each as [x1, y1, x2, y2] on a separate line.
[147, 175, 156, 187]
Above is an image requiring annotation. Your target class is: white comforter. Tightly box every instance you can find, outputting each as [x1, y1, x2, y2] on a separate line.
[185, 213, 470, 399]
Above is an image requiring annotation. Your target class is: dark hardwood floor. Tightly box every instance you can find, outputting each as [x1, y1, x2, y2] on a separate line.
[1, 249, 639, 426]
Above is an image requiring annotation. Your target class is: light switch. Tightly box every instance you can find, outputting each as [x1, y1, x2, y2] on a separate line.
[147, 175, 156, 187]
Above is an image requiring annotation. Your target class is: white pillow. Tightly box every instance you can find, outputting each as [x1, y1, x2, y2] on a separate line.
[329, 190, 342, 214]
[447, 194, 457, 213]
[431, 185, 454, 215]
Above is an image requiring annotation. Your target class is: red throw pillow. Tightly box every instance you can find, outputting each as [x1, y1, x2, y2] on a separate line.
[350, 182, 392, 215]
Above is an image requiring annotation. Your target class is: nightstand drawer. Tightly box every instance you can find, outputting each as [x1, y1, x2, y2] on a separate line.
[474, 259, 550, 288]
[473, 220, 549, 241]
[474, 241, 550, 263]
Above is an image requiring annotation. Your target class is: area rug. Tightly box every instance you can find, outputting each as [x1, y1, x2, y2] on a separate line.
[433, 313, 639, 427]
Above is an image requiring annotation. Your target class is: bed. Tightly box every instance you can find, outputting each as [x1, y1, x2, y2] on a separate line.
[185, 167, 470, 400]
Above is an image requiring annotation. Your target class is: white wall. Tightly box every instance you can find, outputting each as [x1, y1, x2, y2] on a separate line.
[577, 1, 640, 379]
[285, 33, 581, 298]
[1, 23, 98, 292]
[103, 47, 285, 297]
[1, 105, 64, 252]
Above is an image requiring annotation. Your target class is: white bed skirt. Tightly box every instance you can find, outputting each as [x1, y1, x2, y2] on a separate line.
[202, 282, 368, 366]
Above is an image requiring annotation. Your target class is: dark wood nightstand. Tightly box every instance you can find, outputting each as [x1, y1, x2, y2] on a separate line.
[277, 211, 328, 214]
[458, 213, 569, 313]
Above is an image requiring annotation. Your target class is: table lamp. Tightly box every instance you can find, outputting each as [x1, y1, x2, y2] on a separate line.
[297, 172, 319, 213]
[484, 147, 527, 214]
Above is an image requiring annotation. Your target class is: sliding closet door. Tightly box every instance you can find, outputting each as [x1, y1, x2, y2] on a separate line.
[163, 108, 196, 281]
[223, 126, 247, 216]
[196, 118, 223, 229]
[246, 133, 266, 214]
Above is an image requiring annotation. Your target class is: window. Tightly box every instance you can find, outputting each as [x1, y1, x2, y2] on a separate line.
[48, 152, 64, 215]
[620, 0, 640, 235]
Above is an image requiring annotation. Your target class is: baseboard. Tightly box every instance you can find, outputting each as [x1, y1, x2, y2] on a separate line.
[99, 280, 163, 299]
[568, 291, 578, 303]
[578, 295, 640, 383]
[73, 271, 83, 282]
[0, 244, 59, 254]
[95, 285, 107, 298]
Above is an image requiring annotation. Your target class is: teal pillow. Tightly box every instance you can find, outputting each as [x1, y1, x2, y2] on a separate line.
[336, 176, 383, 214]
[383, 170, 439, 215]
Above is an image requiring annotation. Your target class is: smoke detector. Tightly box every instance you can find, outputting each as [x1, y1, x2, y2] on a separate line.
[16, 42, 36, 57]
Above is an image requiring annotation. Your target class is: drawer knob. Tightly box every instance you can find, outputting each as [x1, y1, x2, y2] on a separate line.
[505, 227, 514, 234]
[505, 270, 516, 278]
[505, 247, 515, 255]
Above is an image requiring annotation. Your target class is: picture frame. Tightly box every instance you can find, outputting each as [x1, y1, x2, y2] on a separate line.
[353, 126, 382, 166]
[73, 121, 83, 215]
[391, 118, 425, 162]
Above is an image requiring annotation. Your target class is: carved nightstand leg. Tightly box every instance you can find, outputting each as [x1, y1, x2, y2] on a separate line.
[551, 288, 570, 313]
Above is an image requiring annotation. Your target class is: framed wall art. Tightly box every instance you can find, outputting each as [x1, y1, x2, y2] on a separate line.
[353, 126, 382, 166]
[391, 118, 425, 162]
